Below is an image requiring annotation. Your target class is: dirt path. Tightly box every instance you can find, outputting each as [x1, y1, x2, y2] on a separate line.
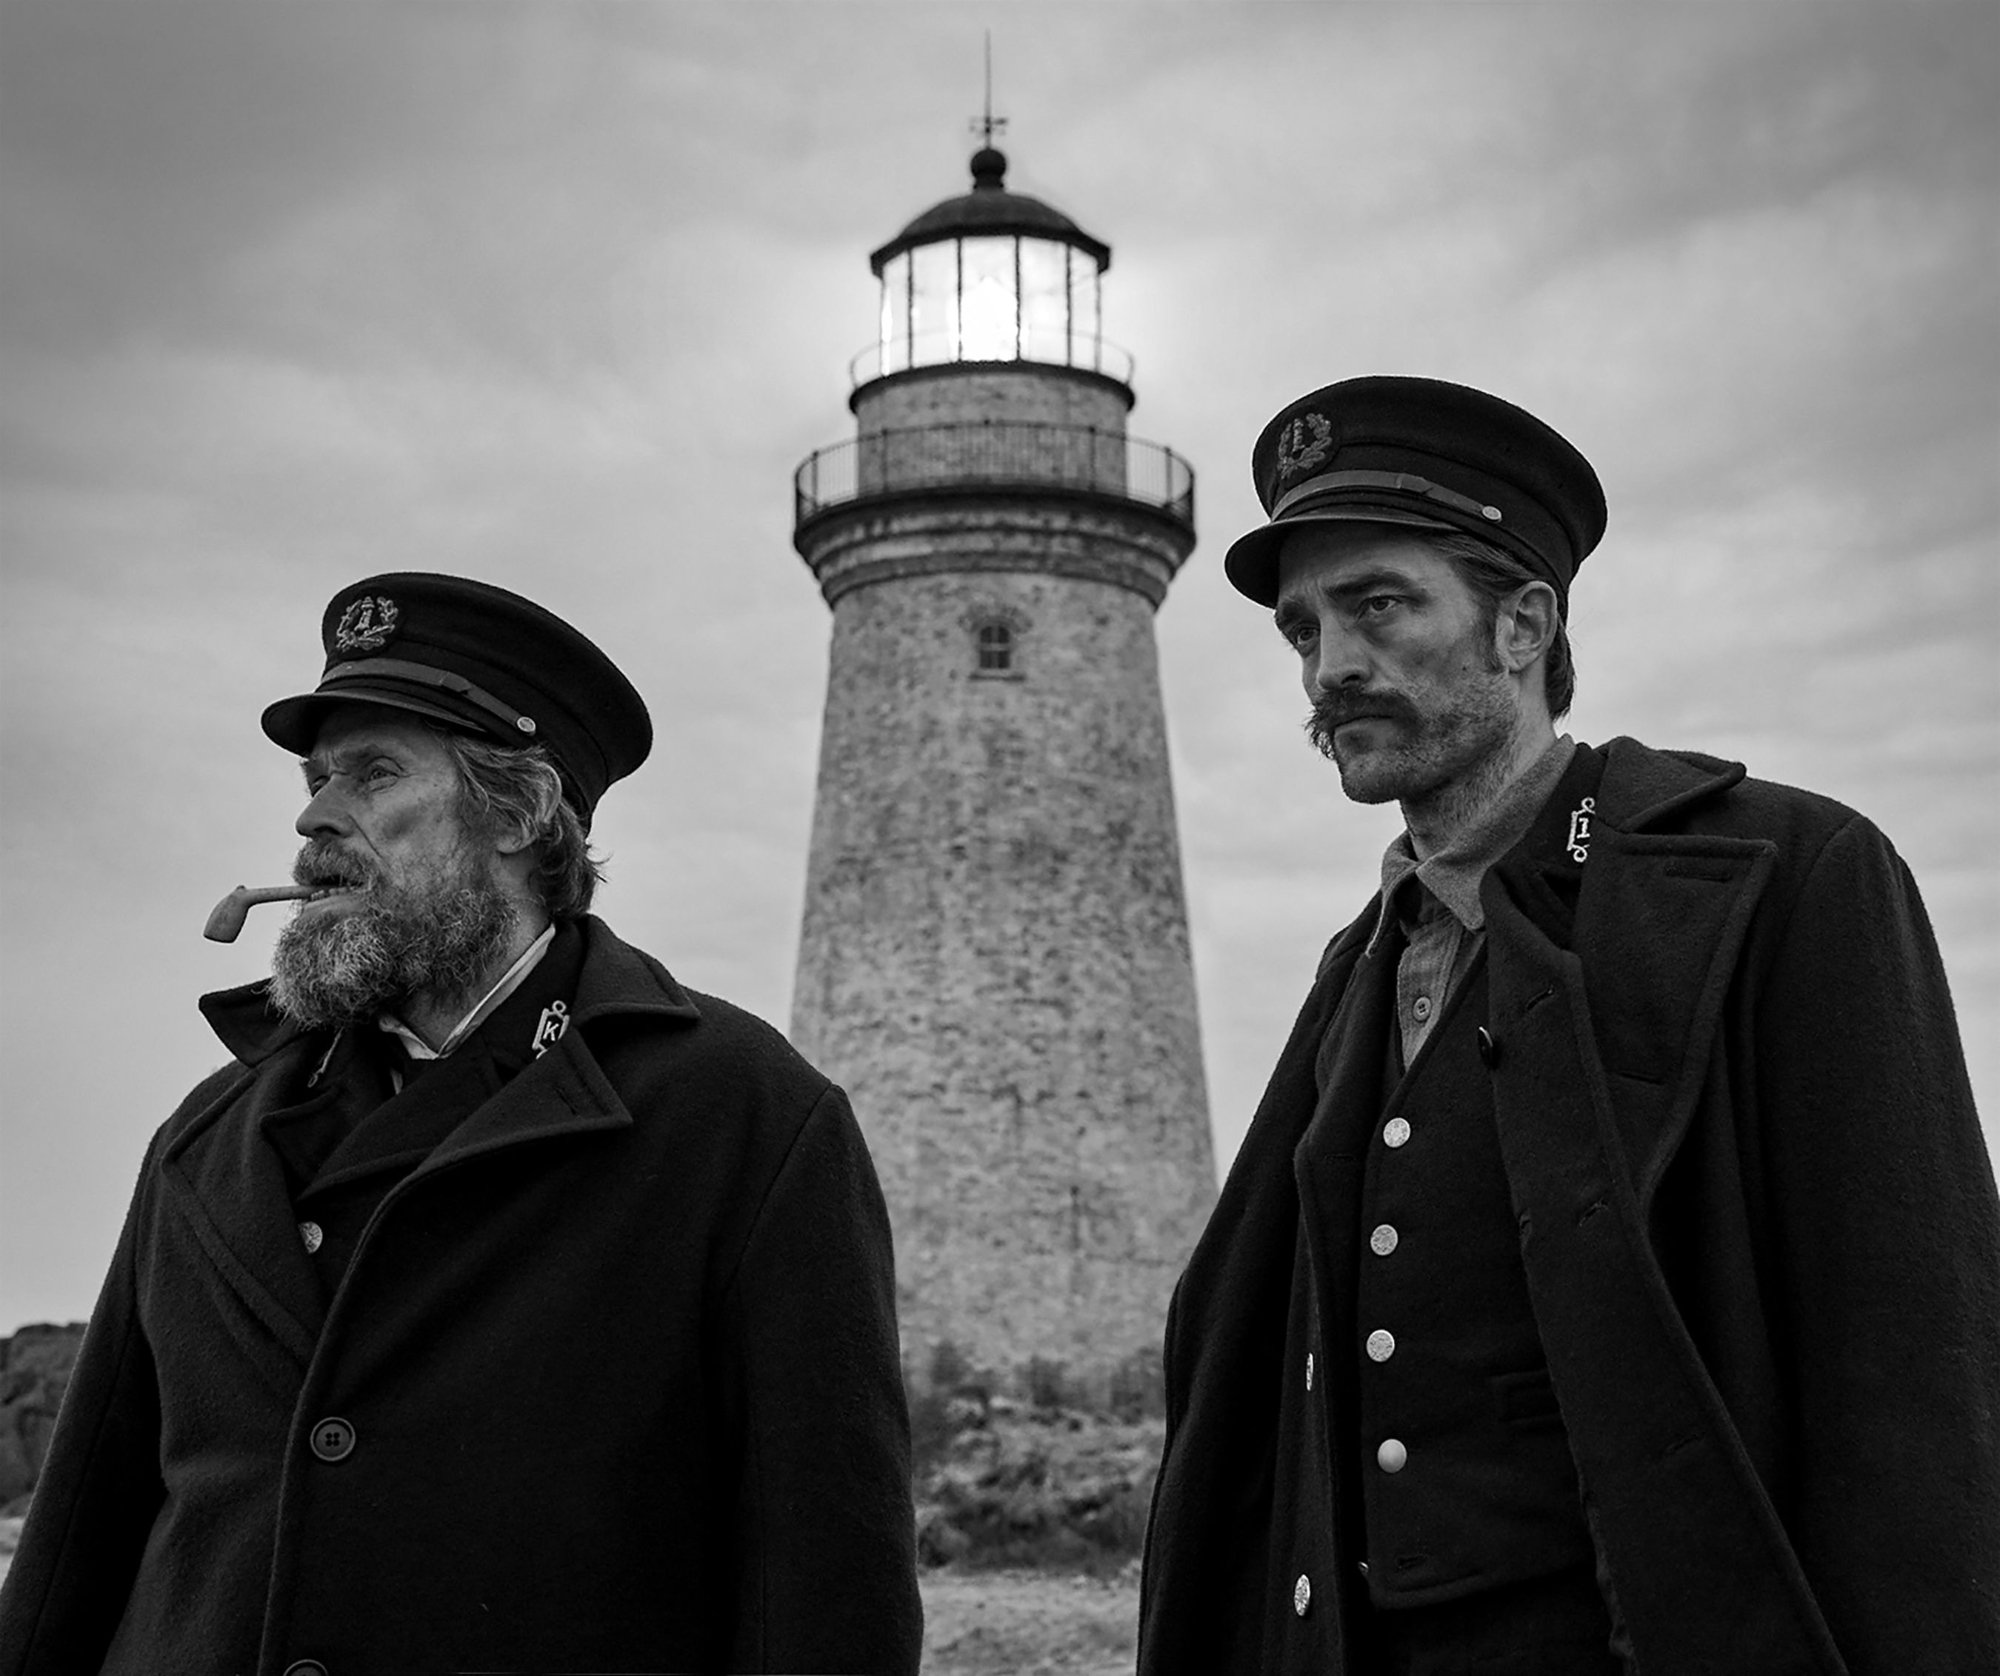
[919, 1565, 1140, 1676]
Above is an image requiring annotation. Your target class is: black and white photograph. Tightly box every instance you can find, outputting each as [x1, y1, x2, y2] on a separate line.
[2, 4, 1994, 1672]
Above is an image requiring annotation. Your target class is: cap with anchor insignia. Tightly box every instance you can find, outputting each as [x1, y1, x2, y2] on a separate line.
[1223, 375, 1607, 608]
[260, 572, 652, 821]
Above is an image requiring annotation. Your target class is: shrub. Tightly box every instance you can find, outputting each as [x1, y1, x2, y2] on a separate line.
[1022, 1355, 1072, 1413]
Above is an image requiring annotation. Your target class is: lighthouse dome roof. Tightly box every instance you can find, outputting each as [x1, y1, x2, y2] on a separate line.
[869, 147, 1111, 275]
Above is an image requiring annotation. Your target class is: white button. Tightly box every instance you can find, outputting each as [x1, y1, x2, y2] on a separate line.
[1377, 1437, 1408, 1473]
[1383, 1117, 1411, 1149]
[1370, 1223, 1398, 1257]
[298, 1221, 323, 1254]
[1412, 995, 1433, 1021]
[1366, 1329, 1396, 1362]
[1293, 1572, 1312, 1616]
[1305, 1351, 1314, 1391]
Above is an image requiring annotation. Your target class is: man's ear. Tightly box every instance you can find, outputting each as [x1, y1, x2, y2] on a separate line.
[492, 823, 536, 858]
[1496, 580, 1559, 675]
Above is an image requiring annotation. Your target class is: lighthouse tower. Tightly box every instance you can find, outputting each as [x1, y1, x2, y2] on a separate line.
[789, 140, 1215, 1398]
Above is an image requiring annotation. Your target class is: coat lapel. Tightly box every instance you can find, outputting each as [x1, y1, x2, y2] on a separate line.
[1142, 915, 1372, 1674]
[1486, 737, 1776, 1214]
[1479, 740, 1843, 1673]
[407, 1025, 634, 1180]
[156, 916, 701, 1373]
[159, 1048, 327, 1370]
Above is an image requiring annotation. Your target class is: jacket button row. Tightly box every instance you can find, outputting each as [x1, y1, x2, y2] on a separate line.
[309, 1417, 356, 1462]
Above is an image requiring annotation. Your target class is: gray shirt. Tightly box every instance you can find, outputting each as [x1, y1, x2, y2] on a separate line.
[1365, 735, 1577, 1066]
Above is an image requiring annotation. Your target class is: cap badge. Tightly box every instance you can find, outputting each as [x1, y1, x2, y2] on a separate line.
[334, 595, 400, 654]
[1275, 412, 1333, 483]
[531, 999, 570, 1059]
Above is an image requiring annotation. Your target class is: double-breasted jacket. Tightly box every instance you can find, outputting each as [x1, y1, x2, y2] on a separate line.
[0, 916, 922, 1676]
[1138, 738, 2000, 1675]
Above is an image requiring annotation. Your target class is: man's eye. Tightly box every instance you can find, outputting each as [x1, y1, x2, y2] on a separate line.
[1358, 595, 1401, 617]
[1280, 621, 1316, 650]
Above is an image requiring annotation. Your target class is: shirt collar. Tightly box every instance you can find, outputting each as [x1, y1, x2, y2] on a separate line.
[1365, 734, 1577, 955]
[378, 922, 557, 1061]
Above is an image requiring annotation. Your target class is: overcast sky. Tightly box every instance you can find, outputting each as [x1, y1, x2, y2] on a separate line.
[3, 2, 1994, 1333]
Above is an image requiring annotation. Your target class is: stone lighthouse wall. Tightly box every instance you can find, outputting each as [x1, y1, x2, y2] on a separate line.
[791, 488, 1217, 1396]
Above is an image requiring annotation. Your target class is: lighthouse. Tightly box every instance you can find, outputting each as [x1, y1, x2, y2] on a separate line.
[789, 139, 1215, 1399]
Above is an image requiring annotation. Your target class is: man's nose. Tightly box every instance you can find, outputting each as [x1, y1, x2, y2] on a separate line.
[296, 783, 352, 839]
[1310, 620, 1370, 691]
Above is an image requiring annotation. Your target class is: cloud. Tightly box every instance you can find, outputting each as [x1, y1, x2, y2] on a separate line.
[3, 0, 1994, 1328]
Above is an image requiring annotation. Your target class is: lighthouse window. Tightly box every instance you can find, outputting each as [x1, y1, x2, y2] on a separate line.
[975, 622, 1015, 673]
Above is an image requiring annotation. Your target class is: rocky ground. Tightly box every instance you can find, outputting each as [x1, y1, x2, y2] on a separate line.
[0, 1323, 84, 1517]
[913, 1394, 1161, 1571]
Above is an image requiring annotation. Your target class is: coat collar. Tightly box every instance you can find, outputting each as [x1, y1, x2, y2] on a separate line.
[170, 915, 702, 1367]
[1592, 734, 1746, 831]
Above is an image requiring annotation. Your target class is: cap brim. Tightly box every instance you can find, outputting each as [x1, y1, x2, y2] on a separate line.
[1223, 507, 1456, 606]
[260, 686, 490, 756]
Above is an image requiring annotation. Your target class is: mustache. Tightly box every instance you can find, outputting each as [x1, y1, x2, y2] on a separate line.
[291, 842, 378, 892]
[1307, 689, 1419, 732]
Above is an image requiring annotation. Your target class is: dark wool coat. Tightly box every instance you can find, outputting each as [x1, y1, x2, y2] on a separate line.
[0, 917, 922, 1676]
[1138, 737, 2000, 1676]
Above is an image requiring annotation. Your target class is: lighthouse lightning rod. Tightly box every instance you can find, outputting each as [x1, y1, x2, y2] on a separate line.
[973, 30, 1007, 149]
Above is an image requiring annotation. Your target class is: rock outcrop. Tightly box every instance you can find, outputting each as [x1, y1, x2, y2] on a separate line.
[0, 1322, 85, 1514]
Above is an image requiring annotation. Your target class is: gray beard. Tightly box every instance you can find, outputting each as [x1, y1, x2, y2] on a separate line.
[268, 862, 519, 1033]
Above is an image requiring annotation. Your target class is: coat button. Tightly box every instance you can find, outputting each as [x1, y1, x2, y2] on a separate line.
[1366, 1329, 1396, 1362]
[283, 1663, 329, 1676]
[1411, 995, 1433, 1021]
[1382, 1116, 1411, 1149]
[1293, 1572, 1312, 1616]
[309, 1417, 356, 1462]
[1305, 1351, 1314, 1392]
[1477, 1026, 1499, 1067]
[1377, 1437, 1408, 1473]
[298, 1221, 323, 1254]
[1369, 1223, 1399, 1257]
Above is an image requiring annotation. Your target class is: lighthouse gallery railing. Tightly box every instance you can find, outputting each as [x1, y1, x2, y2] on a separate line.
[794, 421, 1195, 531]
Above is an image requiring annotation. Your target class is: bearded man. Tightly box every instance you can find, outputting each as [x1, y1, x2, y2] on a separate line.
[0, 574, 922, 1676]
[1136, 378, 2000, 1675]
